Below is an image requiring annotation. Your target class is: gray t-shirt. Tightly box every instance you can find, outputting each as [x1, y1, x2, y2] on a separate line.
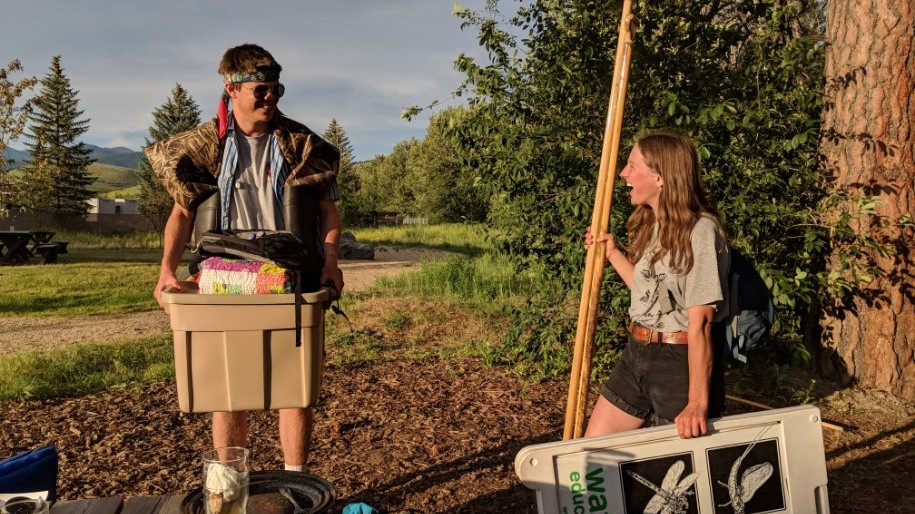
[229, 133, 284, 230]
[227, 132, 341, 231]
[628, 215, 730, 332]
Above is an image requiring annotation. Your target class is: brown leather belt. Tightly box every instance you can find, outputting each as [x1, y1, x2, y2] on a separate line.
[629, 322, 689, 345]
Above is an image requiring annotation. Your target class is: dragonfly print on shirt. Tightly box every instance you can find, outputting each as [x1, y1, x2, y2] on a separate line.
[637, 264, 668, 330]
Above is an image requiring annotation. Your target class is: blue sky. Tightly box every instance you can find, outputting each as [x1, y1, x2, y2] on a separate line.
[4, 1, 491, 161]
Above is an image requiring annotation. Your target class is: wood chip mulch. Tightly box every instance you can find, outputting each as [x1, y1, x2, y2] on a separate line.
[2, 356, 913, 513]
[1, 357, 565, 513]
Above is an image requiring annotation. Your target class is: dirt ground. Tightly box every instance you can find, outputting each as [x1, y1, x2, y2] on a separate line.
[1, 248, 913, 513]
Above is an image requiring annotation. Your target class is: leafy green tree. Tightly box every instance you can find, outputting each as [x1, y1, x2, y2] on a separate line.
[349, 159, 382, 218]
[0, 59, 37, 212]
[408, 106, 487, 223]
[356, 139, 421, 218]
[323, 118, 364, 226]
[20, 56, 95, 216]
[446, 0, 827, 377]
[0, 60, 37, 172]
[138, 84, 201, 231]
[352, 108, 486, 226]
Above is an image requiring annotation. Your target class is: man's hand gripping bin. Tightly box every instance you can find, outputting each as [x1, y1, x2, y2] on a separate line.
[160, 282, 332, 412]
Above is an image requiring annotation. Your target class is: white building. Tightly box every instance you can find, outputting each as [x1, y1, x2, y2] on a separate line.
[87, 198, 139, 214]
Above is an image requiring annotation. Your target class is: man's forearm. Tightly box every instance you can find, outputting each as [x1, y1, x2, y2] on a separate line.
[161, 203, 194, 275]
[318, 200, 341, 266]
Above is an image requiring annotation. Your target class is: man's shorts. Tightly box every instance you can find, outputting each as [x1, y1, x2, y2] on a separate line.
[601, 325, 726, 424]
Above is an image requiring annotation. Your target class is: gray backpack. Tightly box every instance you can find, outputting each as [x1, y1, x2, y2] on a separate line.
[723, 247, 775, 363]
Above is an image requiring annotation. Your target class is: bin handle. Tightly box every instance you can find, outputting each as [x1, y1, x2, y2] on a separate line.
[321, 282, 339, 301]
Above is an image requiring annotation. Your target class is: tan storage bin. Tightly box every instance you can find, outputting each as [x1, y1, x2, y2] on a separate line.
[161, 282, 331, 413]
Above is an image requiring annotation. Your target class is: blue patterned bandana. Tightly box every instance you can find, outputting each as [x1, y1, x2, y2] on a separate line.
[224, 69, 280, 83]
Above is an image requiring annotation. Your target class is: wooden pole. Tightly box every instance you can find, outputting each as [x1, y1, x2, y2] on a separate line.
[725, 394, 845, 432]
[563, 0, 637, 440]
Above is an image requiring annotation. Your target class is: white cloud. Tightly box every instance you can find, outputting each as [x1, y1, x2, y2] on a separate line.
[4, 0, 489, 160]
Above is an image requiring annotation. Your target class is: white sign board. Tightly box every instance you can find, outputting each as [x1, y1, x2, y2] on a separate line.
[515, 405, 829, 514]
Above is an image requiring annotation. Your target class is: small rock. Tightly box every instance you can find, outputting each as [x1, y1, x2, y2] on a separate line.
[340, 242, 375, 260]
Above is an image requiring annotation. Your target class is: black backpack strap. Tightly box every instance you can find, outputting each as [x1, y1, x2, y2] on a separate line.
[294, 271, 303, 347]
[193, 191, 221, 244]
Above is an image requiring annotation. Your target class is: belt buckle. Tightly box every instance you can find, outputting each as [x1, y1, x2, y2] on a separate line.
[631, 323, 657, 345]
[646, 327, 657, 344]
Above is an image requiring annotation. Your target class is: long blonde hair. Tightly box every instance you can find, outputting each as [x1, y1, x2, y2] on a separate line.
[625, 131, 723, 273]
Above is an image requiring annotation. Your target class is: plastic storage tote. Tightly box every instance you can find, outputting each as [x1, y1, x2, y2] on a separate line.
[160, 282, 331, 412]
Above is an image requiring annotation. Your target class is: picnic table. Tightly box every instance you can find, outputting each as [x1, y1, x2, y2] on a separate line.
[0, 230, 68, 265]
[0, 230, 34, 265]
[29, 231, 55, 249]
[30, 231, 68, 264]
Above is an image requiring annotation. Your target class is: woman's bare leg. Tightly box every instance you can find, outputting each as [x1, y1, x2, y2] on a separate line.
[584, 396, 645, 437]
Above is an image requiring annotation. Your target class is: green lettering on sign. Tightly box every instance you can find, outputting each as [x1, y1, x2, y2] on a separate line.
[586, 466, 605, 492]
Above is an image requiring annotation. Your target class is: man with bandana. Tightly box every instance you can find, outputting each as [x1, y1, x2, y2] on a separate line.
[146, 43, 344, 472]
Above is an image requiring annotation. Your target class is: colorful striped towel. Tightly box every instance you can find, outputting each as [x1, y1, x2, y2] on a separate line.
[196, 256, 293, 294]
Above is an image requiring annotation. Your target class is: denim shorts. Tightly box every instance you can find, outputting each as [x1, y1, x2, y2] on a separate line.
[601, 324, 725, 424]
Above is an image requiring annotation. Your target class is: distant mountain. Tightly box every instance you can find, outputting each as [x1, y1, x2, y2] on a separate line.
[2, 144, 144, 170]
[88, 162, 141, 194]
[3, 145, 143, 196]
[2, 147, 30, 168]
[86, 144, 144, 169]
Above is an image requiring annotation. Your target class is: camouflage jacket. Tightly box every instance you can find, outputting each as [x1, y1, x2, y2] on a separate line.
[143, 115, 339, 210]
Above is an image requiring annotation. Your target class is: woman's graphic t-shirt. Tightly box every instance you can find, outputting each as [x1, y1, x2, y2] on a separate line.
[628, 216, 730, 332]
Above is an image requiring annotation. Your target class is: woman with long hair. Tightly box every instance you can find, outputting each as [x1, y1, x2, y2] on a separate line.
[585, 130, 730, 439]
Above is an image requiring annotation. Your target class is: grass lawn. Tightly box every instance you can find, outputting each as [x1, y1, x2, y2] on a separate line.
[0, 223, 530, 401]
[0, 261, 160, 317]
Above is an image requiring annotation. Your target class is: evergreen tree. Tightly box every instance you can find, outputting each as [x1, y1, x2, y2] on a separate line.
[20, 56, 94, 216]
[138, 84, 201, 231]
[322, 119, 363, 225]
[818, 0, 914, 399]
[323, 118, 355, 170]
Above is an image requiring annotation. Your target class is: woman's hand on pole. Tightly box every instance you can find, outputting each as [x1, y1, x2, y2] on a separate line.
[583, 231, 618, 259]
[584, 230, 633, 287]
[598, 233, 619, 260]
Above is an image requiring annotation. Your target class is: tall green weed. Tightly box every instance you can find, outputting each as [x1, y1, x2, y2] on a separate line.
[353, 223, 491, 255]
[0, 335, 173, 402]
[54, 230, 162, 248]
[376, 252, 543, 313]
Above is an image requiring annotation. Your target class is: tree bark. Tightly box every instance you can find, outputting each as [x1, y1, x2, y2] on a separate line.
[819, 0, 914, 400]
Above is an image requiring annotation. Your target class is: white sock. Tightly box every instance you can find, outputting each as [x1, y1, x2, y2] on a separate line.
[284, 464, 305, 472]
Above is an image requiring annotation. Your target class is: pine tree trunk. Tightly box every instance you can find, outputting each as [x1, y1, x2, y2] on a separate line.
[818, 0, 914, 400]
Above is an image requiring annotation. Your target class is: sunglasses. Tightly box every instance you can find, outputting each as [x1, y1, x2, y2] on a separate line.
[242, 83, 285, 100]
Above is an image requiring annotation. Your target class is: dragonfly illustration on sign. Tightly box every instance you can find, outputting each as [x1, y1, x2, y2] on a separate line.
[717, 439, 774, 514]
[626, 459, 699, 514]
